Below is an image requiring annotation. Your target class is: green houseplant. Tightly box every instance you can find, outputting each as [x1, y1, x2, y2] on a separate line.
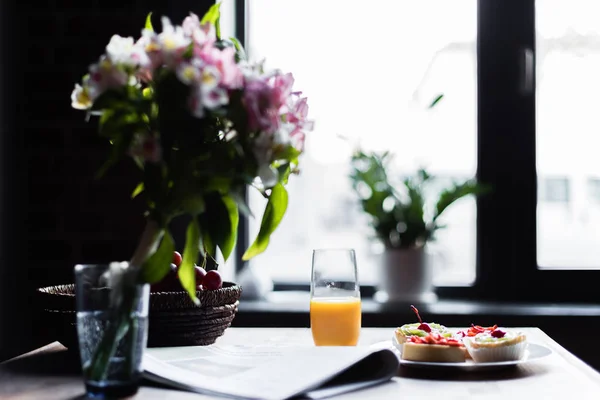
[349, 149, 486, 303]
[69, 4, 313, 395]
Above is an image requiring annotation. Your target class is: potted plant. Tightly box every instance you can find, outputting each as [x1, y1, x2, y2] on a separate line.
[349, 151, 486, 303]
[69, 4, 313, 396]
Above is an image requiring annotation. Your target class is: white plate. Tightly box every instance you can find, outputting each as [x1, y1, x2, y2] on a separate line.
[389, 334, 553, 371]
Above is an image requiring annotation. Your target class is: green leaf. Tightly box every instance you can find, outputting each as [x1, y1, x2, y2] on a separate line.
[131, 182, 144, 199]
[229, 37, 247, 61]
[433, 180, 488, 221]
[229, 37, 244, 52]
[201, 2, 221, 39]
[91, 90, 128, 111]
[202, 228, 216, 258]
[145, 12, 153, 31]
[242, 183, 288, 260]
[179, 218, 201, 305]
[277, 164, 292, 185]
[182, 194, 206, 215]
[140, 230, 173, 283]
[200, 194, 239, 261]
[429, 94, 444, 108]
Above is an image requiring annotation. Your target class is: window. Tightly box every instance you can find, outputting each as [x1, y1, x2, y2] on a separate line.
[536, 0, 600, 270]
[587, 179, 600, 203]
[229, 0, 600, 302]
[245, 0, 478, 287]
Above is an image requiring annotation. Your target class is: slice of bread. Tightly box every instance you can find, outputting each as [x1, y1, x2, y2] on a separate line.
[401, 342, 466, 363]
[395, 329, 408, 345]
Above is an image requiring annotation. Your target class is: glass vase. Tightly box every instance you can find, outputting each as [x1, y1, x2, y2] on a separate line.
[74, 263, 149, 398]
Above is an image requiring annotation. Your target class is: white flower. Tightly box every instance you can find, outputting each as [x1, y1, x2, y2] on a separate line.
[273, 123, 295, 147]
[137, 28, 160, 52]
[186, 65, 229, 114]
[182, 13, 216, 45]
[71, 83, 92, 110]
[99, 261, 129, 306]
[252, 132, 279, 187]
[182, 13, 200, 37]
[258, 164, 278, 188]
[239, 59, 266, 79]
[88, 56, 129, 91]
[106, 35, 149, 68]
[158, 17, 190, 66]
[200, 65, 221, 91]
[176, 58, 203, 85]
[202, 87, 228, 109]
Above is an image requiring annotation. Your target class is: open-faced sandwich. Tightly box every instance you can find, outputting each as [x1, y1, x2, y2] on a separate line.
[459, 324, 528, 362]
[402, 332, 466, 362]
[395, 306, 468, 362]
[395, 305, 453, 344]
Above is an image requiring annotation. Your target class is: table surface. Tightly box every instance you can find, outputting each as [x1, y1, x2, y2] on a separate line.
[1, 327, 599, 399]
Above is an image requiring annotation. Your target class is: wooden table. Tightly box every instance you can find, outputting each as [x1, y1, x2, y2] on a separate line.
[1, 328, 599, 399]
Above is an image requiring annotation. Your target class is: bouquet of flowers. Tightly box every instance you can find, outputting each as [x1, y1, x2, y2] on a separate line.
[70, 4, 312, 380]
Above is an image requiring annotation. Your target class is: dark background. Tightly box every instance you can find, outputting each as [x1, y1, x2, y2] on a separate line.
[0, 0, 215, 361]
[0, 0, 599, 372]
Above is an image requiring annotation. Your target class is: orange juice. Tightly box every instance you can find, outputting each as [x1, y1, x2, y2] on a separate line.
[310, 297, 361, 346]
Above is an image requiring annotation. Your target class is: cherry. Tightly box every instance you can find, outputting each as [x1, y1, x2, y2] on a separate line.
[167, 263, 185, 291]
[491, 329, 506, 338]
[151, 263, 179, 292]
[203, 270, 223, 290]
[173, 251, 183, 267]
[195, 265, 207, 286]
[410, 305, 431, 332]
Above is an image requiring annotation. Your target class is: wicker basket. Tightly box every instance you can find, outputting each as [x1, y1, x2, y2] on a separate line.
[36, 282, 242, 349]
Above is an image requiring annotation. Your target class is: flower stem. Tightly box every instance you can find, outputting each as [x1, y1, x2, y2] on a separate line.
[85, 219, 162, 382]
[130, 219, 162, 270]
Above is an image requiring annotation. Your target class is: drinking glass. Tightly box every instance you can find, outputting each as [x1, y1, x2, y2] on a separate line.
[75, 264, 149, 398]
[310, 249, 361, 346]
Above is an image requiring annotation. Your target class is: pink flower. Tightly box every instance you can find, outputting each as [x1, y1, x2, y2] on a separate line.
[157, 17, 191, 68]
[194, 43, 220, 65]
[290, 127, 306, 152]
[183, 13, 216, 46]
[182, 13, 201, 37]
[244, 78, 281, 133]
[270, 73, 294, 109]
[86, 56, 129, 101]
[136, 29, 163, 71]
[287, 96, 308, 124]
[216, 47, 243, 89]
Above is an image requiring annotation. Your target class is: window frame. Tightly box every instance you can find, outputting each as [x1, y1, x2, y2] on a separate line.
[231, 0, 600, 303]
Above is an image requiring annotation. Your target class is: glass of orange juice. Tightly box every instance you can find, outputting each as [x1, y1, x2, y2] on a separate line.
[310, 249, 361, 346]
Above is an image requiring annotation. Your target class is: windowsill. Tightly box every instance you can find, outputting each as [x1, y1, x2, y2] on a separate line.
[234, 291, 600, 327]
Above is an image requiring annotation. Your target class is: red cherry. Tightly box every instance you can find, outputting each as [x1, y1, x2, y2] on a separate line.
[170, 263, 189, 291]
[491, 329, 506, 338]
[203, 270, 223, 290]
[173, 251, 183, 267]
[195, 265, 207, 285]
[152, 263, 178, 292]
[417, 323, 431, 333]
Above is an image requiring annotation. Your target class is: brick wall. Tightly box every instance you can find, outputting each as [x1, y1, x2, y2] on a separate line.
[0, 0, 213, 360]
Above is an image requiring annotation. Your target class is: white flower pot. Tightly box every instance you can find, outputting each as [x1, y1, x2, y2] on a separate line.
[374, 248, 438, 303]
